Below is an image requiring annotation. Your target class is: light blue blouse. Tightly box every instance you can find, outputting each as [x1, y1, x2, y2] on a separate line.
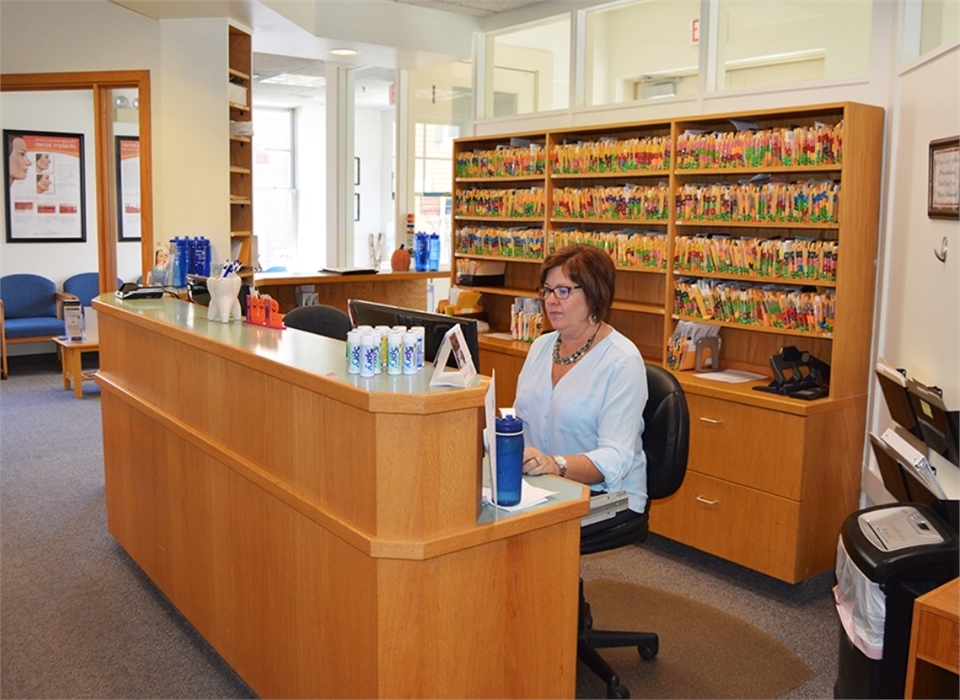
[513, 328, 649, 513]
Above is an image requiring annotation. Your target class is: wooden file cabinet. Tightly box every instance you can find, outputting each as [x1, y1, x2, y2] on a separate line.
[650, 378, 866, 583]
[905, 578, 959, 699]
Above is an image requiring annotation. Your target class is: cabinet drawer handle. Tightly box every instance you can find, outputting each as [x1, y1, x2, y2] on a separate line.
[699, 417, 722, 425]
[696, 496, 719, 506]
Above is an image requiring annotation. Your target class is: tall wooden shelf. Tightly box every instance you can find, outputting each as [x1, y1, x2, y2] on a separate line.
[229, 25, 253, 275]
[452, 102, 885, 583]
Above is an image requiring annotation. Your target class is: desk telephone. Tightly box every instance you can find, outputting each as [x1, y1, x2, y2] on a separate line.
[753, 345, 831, 400]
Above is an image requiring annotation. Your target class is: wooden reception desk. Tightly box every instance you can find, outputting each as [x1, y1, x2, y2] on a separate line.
[92, 295, 588, 699]
[255, 269, 448, 313]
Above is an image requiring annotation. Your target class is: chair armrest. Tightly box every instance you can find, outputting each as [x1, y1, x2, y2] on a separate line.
[57, 291, 80, 318]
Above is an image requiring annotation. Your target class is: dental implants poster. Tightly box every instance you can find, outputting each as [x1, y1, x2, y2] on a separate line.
[4, 130, 86, 242]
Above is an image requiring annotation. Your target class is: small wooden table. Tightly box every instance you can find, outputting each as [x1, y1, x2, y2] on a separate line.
[53, 334, 99, 398]
[905, 577, 959, 699]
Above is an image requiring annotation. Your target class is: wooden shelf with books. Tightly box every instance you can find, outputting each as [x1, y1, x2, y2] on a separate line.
[228, 24, 253, 276]
[451, 102, 885, 582]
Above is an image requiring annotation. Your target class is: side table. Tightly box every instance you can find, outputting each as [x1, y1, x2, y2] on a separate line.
[53, 335, 100, 398]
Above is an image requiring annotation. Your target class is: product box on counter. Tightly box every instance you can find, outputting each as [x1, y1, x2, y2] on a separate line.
[456, 260, 506, 287]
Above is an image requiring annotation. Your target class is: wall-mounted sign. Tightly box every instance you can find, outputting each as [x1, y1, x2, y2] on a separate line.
[116, 136, 141, 240]
[4, 129, 87, 242]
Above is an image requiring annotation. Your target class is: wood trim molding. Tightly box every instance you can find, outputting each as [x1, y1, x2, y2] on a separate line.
[1, 70, 153, 288]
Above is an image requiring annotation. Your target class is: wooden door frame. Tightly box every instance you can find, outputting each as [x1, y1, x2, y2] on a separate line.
[1, 70, 153, 291]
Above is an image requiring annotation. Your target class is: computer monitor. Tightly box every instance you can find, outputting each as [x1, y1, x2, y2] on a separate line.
[347, 299, 481, 372]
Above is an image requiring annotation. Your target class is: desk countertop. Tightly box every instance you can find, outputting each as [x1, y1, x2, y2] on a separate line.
[255, 269, 448, 285]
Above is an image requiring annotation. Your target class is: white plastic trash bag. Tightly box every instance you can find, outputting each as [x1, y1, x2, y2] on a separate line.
[833, 537, 886, 660]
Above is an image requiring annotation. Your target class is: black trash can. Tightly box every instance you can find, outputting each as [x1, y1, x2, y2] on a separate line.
[833, 502, 958, 699]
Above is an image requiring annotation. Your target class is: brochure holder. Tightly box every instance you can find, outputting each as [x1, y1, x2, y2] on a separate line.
[430, 324, 477, 388]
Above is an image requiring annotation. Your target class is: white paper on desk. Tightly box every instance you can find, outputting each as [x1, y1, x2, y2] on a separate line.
[482, 481, 557, 512]
[694, 369, 767, 383]
[484, 371, 497, 502]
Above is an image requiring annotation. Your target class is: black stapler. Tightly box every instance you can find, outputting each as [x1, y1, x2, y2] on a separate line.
[754, 345, 831, 400]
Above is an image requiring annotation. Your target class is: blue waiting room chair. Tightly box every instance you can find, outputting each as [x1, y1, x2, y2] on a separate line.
[63, 271, 123, 307]
[0, 273, 74, 379]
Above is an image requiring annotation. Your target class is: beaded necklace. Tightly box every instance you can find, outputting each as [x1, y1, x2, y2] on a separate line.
[552, 323, 601, 366]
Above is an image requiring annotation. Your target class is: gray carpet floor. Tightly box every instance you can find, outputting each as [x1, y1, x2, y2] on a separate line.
[0, 355, 840, 699]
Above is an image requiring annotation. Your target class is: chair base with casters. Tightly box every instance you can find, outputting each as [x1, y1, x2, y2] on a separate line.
[579, 509, 656, 699]
[576, 364, 690, 699]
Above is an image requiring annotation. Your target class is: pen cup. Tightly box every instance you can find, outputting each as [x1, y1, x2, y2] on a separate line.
[494, 416, 524, 506]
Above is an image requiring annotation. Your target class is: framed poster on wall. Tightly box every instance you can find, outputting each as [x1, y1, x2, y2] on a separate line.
[3, 129, 87, 242]
[116, 136, 141, 240]
[928, 136, 959, 220]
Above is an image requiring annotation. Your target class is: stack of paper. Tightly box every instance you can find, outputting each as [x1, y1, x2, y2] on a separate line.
[878, 428, 947, 499]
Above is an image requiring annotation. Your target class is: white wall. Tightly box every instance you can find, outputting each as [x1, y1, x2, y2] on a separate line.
[155, 18, 232, 264]
[0, 0, 161, 287]
[1, 91, 102, 282]
[353, 106, 384, 267]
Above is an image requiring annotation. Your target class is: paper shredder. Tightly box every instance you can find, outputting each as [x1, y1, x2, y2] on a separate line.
[833, 502, 958, 699]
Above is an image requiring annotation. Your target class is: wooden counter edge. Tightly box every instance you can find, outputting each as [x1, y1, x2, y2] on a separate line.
[94, 297, 489, 416]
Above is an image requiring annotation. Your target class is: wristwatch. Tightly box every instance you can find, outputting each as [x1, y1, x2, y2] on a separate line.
[554, 455, 568, 478]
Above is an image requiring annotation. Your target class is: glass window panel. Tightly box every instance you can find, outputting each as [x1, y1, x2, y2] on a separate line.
[585, 0, 700, 107]
[407, 60, 468, 266]
[718, 0, 872, 91]
[253, 107, 296, 270]
[921, 0, 960, 55]
[488, 15, 570, 116]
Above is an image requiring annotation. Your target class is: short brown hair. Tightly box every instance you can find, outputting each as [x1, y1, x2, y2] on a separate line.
[539, 245, 616, 320]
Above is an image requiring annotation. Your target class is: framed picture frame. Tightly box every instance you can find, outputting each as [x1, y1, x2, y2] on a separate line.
[354, 156, 360, 186]
[928, 136, 959, 220]
[4, 129, 87, 242]
[115, 135, 142, 240]
[354, 192, 361, 222]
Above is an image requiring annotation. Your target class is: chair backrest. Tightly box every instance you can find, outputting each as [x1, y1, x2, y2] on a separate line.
[282, 304, 352, 341]
[579, 363, 690, 554]
[0, 273, 58, 319]
[63, 272, 122, 307]
[643, 364, 690, 501]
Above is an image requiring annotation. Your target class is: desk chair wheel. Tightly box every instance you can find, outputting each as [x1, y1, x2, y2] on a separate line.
[608, 681, 629, 699]
[638, 639, 658, 660]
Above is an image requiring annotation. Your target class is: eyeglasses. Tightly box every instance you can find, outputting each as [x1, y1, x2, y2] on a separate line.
[536, 285, 582, 300]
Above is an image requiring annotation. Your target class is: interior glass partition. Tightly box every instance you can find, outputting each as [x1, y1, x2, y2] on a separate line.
[486, 15, 570, 117]
[584, 0, 700, 106]
[716, 0, 873, 90]
[920, 0, 960, 55]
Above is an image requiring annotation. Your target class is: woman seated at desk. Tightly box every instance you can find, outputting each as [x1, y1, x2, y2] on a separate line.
[514, 245, 648, 528]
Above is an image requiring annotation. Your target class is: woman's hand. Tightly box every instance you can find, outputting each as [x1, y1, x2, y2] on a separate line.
[522, 447, 556, 475]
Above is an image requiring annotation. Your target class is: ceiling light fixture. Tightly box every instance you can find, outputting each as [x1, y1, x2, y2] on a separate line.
[329, 48, 359, 57]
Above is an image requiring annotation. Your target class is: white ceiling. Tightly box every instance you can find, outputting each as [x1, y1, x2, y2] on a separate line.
[110, 0, 588, 109]
[252, 1, 552, 109]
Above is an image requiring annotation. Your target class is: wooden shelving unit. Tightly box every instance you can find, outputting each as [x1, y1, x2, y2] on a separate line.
[229, 25, 253, 275]
[452, 102, 885, 582]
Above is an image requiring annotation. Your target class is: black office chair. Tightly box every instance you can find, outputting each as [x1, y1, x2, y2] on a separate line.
[579, 363, 690, 699]
[282, 304, 352, 341]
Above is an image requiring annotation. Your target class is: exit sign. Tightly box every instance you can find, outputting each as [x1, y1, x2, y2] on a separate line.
[691, 18, 700, 44]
